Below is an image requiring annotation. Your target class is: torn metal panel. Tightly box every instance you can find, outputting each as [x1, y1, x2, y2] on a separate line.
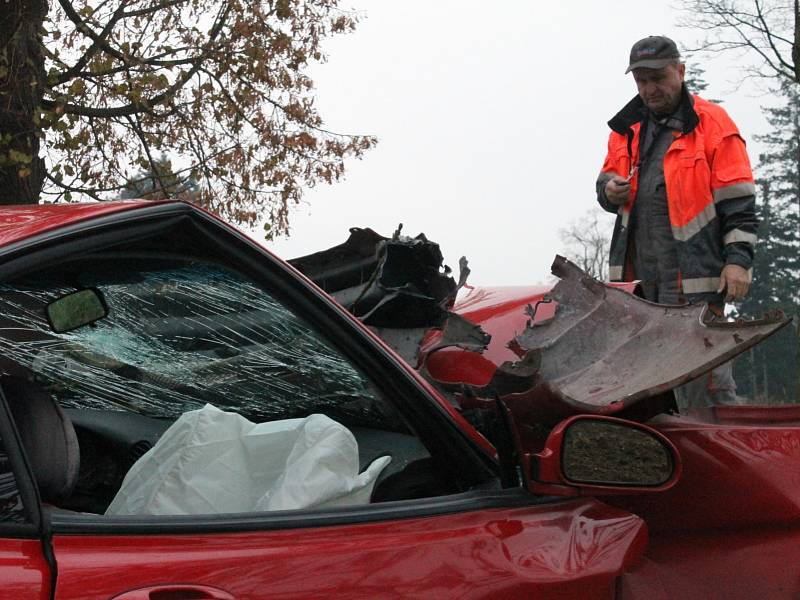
[512, 256, 791, 414]
[426, 312, 491, 354]
[367, 327, 430, 367]
[290, 227, 463, 328]
[370, 312, 491, 368]
[288, 227, 387, 292]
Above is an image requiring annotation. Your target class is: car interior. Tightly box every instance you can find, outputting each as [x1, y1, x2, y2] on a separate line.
[0, 234, 481, 517]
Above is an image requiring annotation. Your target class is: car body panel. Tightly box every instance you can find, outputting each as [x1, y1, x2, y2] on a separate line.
[0, 538, 50, 600]
[421, 284, 642, 388]
[52, 500, 645, 599]
[609, 410, 800, 532]
[435, 281, 800, 598]
[610, 412, 800, 597]
[0, 201, 156, 248]
[617, 524, 800, 600]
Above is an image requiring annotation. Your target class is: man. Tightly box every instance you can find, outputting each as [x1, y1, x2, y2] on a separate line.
[596, 35, 758, 408]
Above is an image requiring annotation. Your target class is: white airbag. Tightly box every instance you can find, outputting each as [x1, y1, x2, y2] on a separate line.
[105, 404, 391, 515]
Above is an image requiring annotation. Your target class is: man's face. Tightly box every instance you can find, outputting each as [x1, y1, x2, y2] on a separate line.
[632, 63, 685, 115]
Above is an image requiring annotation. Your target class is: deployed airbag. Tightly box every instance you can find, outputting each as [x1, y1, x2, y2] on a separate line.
[105, 404, 391, 515]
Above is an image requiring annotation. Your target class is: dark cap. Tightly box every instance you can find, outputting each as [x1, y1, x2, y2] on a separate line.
[626, 36, 681, 73]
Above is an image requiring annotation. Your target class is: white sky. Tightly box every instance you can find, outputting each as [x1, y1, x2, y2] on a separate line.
[263, 0, 771, 285]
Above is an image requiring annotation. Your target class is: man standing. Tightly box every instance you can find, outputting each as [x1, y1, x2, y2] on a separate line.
[596, 35, 758, 407]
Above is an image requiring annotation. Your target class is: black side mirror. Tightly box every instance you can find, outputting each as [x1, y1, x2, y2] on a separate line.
[46, 288, 108, 333]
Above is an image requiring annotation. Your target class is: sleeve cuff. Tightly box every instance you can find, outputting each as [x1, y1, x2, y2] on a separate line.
[724, 242, 753, 270]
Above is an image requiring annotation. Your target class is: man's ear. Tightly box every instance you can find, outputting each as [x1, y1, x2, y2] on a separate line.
[677, 62, 686, 80]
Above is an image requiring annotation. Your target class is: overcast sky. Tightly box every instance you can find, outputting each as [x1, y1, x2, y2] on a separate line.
[263, 0, 770, 286]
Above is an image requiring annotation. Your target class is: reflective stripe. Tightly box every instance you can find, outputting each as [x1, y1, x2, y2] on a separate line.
[683, 269, 753, 294]
[609, 266, 623, 280]
[713, 182, 756, 203]
[724, 228, 758, 245]
[671, 203, 716, 242]
[682, 277, 719, 294]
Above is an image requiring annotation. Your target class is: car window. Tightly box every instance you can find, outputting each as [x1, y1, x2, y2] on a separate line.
[0, 253, 452, 516]
[0, 258, 399, 426]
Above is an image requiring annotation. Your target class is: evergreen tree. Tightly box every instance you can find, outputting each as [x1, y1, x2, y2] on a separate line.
[683, 59, 723, 104]
[733, 81, 800, 402]
[120, 156, 199, 202]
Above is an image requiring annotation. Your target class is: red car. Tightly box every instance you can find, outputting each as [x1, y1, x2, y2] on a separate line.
[0, 200, 795, 599]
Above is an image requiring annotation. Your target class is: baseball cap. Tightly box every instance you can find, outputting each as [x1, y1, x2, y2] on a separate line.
[625, 36, 681, 73]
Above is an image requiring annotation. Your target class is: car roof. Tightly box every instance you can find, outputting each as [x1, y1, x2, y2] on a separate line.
[0, 200, 174, 248]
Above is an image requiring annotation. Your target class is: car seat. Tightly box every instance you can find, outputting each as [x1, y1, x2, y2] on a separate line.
[1, 376, 80, 505]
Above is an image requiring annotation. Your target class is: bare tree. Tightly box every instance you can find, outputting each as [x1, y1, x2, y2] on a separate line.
[678, 0, 799, 85]
[559, 210, 611, 281]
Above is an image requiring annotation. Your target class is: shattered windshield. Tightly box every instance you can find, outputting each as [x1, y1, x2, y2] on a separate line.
[0, 257, 399, 427]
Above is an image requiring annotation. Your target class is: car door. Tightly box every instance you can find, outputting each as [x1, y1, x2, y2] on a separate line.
[48, 499, 647, 600]
[0, 202, 648, 599]
[0, 403, 51, 600]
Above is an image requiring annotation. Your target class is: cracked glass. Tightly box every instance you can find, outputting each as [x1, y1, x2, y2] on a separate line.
[0, 256, 403, 431]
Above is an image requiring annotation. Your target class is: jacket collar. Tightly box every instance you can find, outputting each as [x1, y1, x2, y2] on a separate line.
[608, 84, 699, 135]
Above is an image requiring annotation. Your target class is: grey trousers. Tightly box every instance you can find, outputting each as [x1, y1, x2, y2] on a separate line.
[674, 360, 738, 410]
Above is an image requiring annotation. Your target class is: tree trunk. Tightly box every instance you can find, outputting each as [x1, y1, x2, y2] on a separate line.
[0, 0, 48, 205]
[794, 0, 800, 84]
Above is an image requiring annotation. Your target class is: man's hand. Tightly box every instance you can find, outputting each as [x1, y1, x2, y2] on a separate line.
[605, 176, 632, 206]
[717, 264, 751, 301]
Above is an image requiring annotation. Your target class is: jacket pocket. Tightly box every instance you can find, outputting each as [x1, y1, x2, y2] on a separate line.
[671, 152, 713, 226]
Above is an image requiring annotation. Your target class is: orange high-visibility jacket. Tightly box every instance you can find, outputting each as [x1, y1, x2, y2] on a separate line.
[597, 91, 757, 299]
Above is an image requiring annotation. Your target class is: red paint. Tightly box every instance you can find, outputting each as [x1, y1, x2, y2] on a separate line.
[612, 418, 800, 600]
[607, 412, 800, 532]
[0, 538, 51, 599]
[111, 584, 235, 599]
[438, 284, 800, 598]
[0, 201, 160, 248]
[617, 525, 800, 600]
[54, 501, 645, 599]
[432, 286, 555, 370]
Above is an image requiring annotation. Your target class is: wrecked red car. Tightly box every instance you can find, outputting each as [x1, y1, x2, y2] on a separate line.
[0, 201, 794, 599]
[290, 225, 799, 599]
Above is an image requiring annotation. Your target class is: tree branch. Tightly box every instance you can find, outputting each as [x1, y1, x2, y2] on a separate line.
[45, 171, 104, 201]
[754, 0, 796, 72]
[55, 0, 134, 84]
[125, 113, 171, 198]
[121, 0, 189, 19]
[50, 0, 232, 115]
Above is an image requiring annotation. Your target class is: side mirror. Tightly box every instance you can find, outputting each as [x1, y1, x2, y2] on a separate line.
[46, 288, 108, 333]
[530, 415, 681, 496]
